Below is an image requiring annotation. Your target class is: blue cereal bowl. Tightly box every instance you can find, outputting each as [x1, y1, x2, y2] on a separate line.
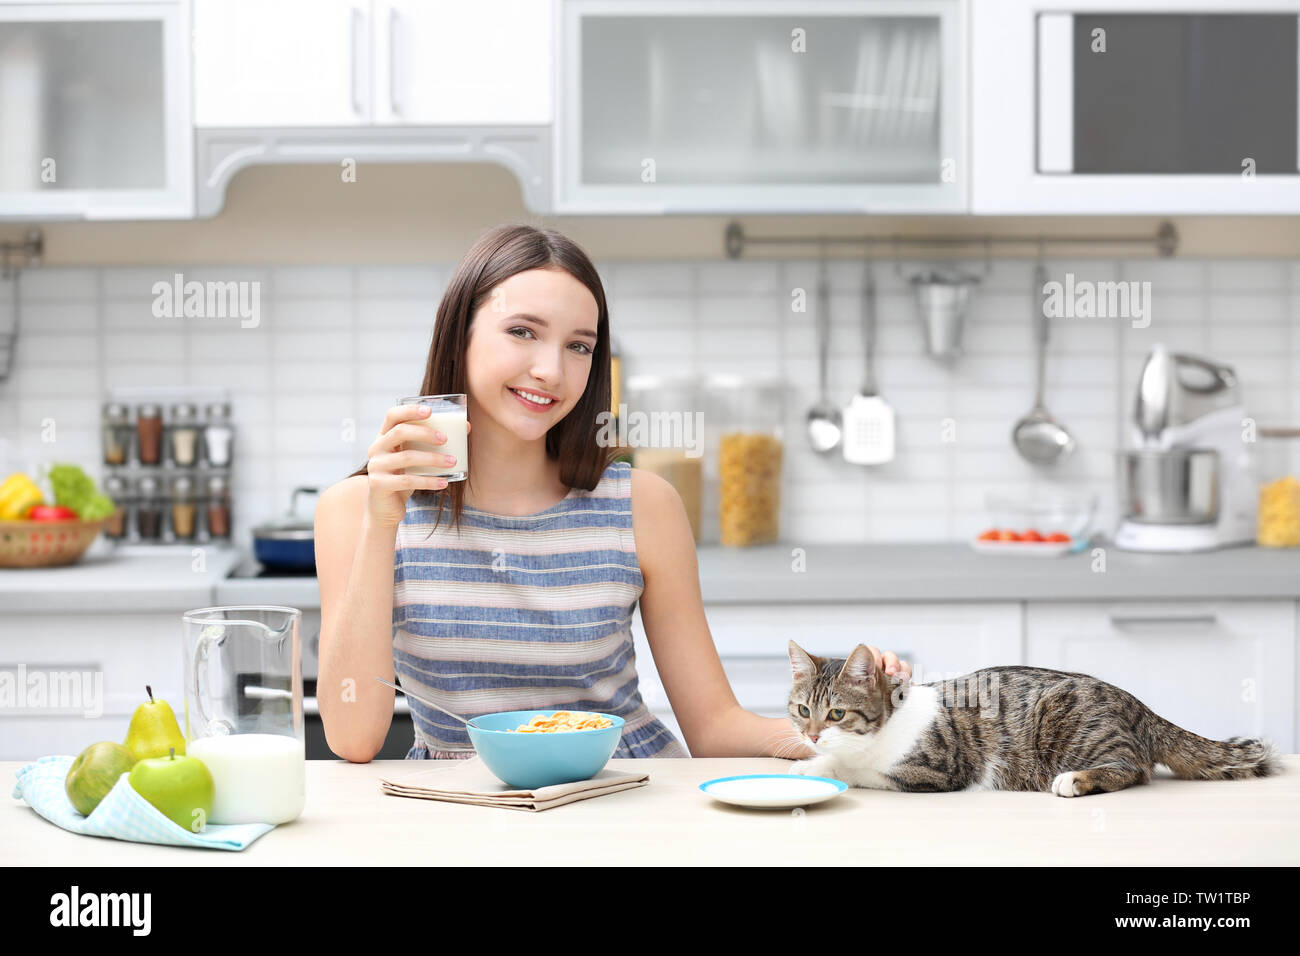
[466, 710, 625, 789]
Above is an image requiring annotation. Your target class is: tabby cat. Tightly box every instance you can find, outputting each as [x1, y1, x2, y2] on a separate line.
[786, 641, 1280, 797]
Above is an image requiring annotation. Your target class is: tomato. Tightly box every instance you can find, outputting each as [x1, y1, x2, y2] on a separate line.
[977, 528, 1001, 541]
[27, 505, 79, 522]
[1045, 531, 1071, 542]
[1020, 529, 1045, 542]
[996, 530, 1021, 542]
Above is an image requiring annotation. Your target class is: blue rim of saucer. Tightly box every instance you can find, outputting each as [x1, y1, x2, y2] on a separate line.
[698, 773, 849, 794]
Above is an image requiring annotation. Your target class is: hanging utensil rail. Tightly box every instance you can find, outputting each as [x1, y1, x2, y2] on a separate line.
[724, 220, 1178, 265]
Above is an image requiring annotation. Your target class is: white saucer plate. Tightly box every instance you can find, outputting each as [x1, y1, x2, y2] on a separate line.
[698, 773, 849, 809]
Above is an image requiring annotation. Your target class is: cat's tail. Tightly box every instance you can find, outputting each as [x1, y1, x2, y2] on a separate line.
[1144, 712, 1281, 780]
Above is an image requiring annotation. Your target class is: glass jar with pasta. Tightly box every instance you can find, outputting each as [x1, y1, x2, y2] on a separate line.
[704, 373, 785, 548]
[1256, 429, 1300, 548]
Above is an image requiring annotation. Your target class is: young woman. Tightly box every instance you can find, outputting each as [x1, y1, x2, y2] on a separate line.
[314, 223, 912, 763]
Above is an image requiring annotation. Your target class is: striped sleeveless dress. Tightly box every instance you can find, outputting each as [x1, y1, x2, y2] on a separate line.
[392, 459, 688, 760]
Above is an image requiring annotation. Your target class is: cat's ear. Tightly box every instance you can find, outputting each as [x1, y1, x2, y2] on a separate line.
[838, 644, 879, 686]
[788, 641, 818, 682]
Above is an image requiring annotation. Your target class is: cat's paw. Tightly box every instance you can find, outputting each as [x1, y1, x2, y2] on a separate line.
[790, 757, 840, 779]
[1051, 771, 1082, 797]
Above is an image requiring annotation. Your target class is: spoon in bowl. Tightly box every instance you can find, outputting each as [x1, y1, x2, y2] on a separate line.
[375, 676, 477, 728]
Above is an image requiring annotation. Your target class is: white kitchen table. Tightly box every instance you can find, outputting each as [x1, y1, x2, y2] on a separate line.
[5, 756, 1298, 866]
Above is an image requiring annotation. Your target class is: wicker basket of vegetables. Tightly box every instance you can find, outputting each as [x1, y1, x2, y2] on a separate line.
[0, 465, 119, 568]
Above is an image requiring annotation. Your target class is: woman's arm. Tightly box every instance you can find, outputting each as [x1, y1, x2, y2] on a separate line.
[631, 468, 910, 759]
[315, 405, 459, 762]
[314, 476, 401, 762]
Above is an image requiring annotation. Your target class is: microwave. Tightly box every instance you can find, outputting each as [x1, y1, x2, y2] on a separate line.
[972, 0, 1300, 213]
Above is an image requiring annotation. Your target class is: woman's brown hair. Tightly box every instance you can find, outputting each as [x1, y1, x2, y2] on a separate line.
[348, 222, 621, 534]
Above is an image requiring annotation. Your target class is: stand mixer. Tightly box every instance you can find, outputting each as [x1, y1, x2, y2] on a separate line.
[1113, 345, 1257, 552]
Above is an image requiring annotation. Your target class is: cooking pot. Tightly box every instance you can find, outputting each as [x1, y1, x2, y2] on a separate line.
[252, 487, 319, 572]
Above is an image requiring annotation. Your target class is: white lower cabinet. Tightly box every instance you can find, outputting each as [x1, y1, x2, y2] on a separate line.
[1025, 601, 1297, 755]
[631, 602, 1021, 753]
[0, 611, 186, 761]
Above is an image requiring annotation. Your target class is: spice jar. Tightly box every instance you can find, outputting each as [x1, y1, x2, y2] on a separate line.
[136, 404, 163, 466]
[135, 476, 162, 540]
[704, 374, 785, 547]
[102, 475, 128, 540]
[170, 476, 197, 540]
[202, 402, 234, 468]
[205, 475, 231, 540]
[101, 403, 132, 466]
[169, 403, 200, 467]
[626, 373, 704, 543]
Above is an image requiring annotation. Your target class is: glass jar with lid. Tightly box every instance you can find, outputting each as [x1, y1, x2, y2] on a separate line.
[170, 475, 197, 540]
[101, 402, 132, 466]
[169, 402, 200, 467]
[703, 373, 786, 547]
[1256, 429, 1300, 548]
[136, 404, 163, 466]
[102, 475, 129, 541]
[625, 373, 705, 543]
[202, 401, 234, 468]
[135, 475, 162, 540]
[205, 474, 231, 540]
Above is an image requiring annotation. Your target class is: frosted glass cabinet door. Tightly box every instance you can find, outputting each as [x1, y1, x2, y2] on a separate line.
[0, 2, 192, 219]
[557, 0, 966, 213]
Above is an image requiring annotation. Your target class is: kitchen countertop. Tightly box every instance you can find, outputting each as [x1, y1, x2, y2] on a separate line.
[0, 545, 243, 612]
[4, 543, 1300, 613]
[697, 542, 1300, 603]
[5, 756, 1297, 865]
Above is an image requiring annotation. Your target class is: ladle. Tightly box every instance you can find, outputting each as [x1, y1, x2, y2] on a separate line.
[807, 249, 842, 454]
[1012, 262, 1076, 465]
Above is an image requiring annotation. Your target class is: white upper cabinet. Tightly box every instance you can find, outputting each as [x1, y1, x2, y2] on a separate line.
[0, 1, 193, 219]
[193, 0, 370, 127]
[973, 0, 1300, 214]
[554, 0, 968, 214]
[195, 0, 552, 128]
[373, 0, 551, 125]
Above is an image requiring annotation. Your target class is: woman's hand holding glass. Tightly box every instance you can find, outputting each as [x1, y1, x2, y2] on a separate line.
[366, 404, 470, 528]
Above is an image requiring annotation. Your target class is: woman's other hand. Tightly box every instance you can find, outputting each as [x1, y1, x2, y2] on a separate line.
[867, 646, 912, 681]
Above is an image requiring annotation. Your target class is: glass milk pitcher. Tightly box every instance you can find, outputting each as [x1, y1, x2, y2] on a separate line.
[182, 605, 305, 825]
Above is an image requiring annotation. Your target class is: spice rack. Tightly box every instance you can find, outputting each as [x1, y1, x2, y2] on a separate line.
[100, 386, 234, 546]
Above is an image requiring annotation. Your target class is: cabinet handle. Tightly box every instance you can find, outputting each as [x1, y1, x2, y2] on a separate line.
[389, 7, 403, 116]
[1109, 614, 1218, 630]
[350, 6, 365, 116]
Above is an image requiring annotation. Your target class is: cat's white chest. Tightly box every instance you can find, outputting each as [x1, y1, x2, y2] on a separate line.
[798, 684, 941, 790]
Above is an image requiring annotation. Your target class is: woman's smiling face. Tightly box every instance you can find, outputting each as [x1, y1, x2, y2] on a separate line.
[465, 266, 600, 442]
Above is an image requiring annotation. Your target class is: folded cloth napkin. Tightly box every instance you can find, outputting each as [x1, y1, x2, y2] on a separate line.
[379, 756, 648, 811]
[12, 755, 275, 851]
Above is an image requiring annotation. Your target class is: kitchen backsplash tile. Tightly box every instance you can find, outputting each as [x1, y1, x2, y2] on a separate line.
[0, 258, 1296, 551]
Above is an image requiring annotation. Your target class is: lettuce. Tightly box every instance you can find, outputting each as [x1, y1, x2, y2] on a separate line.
[48, 464, 116, 520]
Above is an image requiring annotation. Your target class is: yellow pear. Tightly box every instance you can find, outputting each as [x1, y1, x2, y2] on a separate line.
[123, 685, 187, 762]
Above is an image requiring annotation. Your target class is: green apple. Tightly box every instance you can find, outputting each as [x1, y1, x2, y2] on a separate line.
[128, 747, 215, 833]
[65, 741, 136, 816]
[123, 684, 186, 762]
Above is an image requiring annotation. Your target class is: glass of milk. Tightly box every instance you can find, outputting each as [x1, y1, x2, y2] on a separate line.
[182, 606, 306, 826]
[397, 393, 468, 481]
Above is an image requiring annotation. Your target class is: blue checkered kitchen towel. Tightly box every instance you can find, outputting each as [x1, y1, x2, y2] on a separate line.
[12, 755, 275, 851]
